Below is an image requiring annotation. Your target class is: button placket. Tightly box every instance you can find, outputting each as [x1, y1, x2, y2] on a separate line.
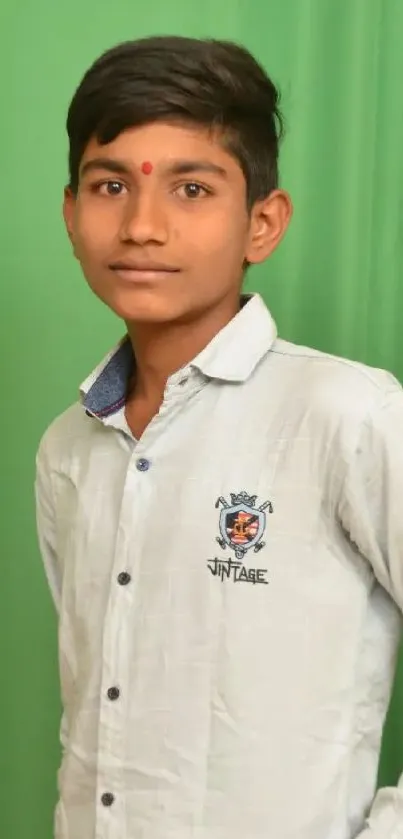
[97, 447, 154, 823]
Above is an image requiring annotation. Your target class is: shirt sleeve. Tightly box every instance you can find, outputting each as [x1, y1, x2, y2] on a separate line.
[35, 436, 61, 612]
[337, 385, 403, 837]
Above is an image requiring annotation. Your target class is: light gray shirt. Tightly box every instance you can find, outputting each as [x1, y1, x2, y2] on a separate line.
[35, 293, 403, 839]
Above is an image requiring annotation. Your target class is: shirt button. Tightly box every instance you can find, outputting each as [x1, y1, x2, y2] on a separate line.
[136, 457, 151, 472]
[101, 792, 114, 807]
[117, 571, 131, 586]
[107, 686, 120, 701]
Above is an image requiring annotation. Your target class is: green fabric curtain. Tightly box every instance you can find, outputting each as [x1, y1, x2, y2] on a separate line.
[2, 1, 403, 835]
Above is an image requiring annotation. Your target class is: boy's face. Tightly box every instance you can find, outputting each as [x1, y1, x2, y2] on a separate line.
[63, 121, 291, 324]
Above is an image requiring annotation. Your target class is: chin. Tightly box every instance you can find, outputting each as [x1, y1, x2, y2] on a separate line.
[100, 288, 188, 324]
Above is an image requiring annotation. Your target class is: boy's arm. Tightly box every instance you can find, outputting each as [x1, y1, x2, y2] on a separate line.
[338, 385, 403, 837]
[35, 437, 61, 612]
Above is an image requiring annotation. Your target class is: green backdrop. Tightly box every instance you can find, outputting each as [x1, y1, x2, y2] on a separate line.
[2, 1, 403, 836]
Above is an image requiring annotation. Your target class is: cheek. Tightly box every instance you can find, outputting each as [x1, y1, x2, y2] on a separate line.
[186, 209, 248, 263]
[73, 209, 116, 265]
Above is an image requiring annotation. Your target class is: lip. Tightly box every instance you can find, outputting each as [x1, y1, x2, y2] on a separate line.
[110, 268, 180, 283]
[109, 260, 180, 272]
[109, 261, 180, 283]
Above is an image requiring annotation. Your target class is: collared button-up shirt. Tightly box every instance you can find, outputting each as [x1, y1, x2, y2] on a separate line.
[35, 293, 403, 839]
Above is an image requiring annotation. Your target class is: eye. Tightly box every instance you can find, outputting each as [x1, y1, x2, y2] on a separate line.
[176, 182, 211, 200]
[93, 180, 127, 196]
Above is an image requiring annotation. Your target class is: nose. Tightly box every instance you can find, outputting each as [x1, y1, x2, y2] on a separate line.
[119, 192, 168, 245]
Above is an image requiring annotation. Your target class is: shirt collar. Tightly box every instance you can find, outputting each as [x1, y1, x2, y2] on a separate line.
[80, 293, 277, 418]
[191, 293, 277, 382]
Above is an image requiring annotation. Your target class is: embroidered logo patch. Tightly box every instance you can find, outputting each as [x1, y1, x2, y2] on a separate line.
[207, 491, 273, 585]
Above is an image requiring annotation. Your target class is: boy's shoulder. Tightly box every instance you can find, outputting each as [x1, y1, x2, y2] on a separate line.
[36, 337, 403, 468]
[269, 336, 402, 420]
[36, 401, 94, 467]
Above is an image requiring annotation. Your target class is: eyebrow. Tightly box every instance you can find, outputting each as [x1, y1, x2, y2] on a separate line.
[79, 157, 228, 180]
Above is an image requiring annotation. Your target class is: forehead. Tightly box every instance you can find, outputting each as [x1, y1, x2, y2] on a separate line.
[81, 121, 241, 176]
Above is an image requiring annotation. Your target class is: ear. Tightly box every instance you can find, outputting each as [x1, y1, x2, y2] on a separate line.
[63, 186, 79, 257]
[245, 189, 293, 265]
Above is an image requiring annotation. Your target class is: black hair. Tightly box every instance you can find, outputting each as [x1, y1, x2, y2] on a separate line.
[66, 35, 284, 212]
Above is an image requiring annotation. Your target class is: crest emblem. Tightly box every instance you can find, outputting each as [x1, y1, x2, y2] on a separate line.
[215, 491, 273, 560]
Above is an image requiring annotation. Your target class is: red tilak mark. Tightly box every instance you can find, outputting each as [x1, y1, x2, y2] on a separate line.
[141, 161, 153, 175]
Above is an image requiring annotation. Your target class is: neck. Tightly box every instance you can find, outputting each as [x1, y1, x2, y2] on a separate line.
[125, 295, 242, 404]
